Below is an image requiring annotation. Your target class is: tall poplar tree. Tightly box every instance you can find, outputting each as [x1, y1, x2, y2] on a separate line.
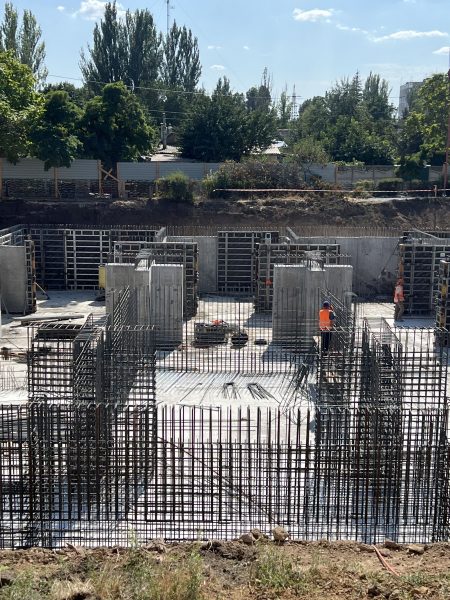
[80, 2, 161, 92]
[0, 2, 47, 85]
[161, 21, 201, 91]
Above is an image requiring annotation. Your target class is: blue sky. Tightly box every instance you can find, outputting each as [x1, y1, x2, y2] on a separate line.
[6, 0, 450, 107]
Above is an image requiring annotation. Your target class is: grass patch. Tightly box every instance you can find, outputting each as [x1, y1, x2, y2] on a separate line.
[251, 546, 306, 594]
[0, 570, 51, 600]
[92, 547, 204, 600]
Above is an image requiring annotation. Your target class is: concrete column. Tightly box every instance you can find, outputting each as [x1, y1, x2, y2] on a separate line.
[165, 235, 218, 293]
[0, 246, 27, 314]
[324, 265, 354, 304]
[149, 263, 183, 348]
[105, 263, 136, 314]
[272, 265, 306, 345]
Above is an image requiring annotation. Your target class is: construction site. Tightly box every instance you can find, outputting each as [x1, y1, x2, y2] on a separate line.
[0, 222, 449, 549]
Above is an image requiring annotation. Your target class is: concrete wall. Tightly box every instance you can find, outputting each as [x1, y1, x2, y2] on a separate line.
[105, 264, 136, 314]
[289, 234, 398, 298]
[272, 265, 307, 345]
[272, 263, 353, 347]
[0, 246, 27, 314]
[165, 235, 217, 293]
[149, 263, 183, 348]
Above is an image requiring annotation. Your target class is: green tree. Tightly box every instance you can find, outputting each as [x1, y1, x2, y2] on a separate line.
[362, 72, 393, 123]
[79, 82, 156, 170]
[161, 21, 201, 91]
[326, 73, 362, 120]
[400, 73, 450, 165]
[0, 50, 40, 161]
[30, 90, 81, 170]
[0, 2, 47, 85]
[246, 68, 272, 112]
[80, 2, 161, 93]
[290, 72, 396, 164]
[277, 86, 293, 128]
[42, 82, 89, 108]
[289, 137, 329, 165]
[180, 78, 275, 162]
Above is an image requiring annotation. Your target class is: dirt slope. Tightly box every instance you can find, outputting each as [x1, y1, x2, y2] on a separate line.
[0, 195, 449, 229]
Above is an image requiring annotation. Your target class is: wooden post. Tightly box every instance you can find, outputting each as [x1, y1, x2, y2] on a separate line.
[116, 162, 125, 199]
[0, 157, 3, 199]
[98, 160, 103, 196]
[54, 167, 59, 199]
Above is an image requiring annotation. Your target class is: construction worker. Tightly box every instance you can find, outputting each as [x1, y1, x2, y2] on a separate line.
[319, 301, 335, 355]
[394, 278, 405, 322]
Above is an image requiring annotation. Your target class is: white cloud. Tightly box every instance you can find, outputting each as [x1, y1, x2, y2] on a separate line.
[57, 5, 65, 11]
[433, 46, 450, 55]
[243, 45, 250, 50]
[403, 0, 416, 3]
[293, 8, 334, 23]
[207, 45, 222, 50]
[373, 30, 448, 42]
[210, 64, 226, 71]
[336, 23, 368, 35]
[72, 0, 125, 21]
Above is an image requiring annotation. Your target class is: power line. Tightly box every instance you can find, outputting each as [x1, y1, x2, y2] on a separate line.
[46, 73, 404, 101]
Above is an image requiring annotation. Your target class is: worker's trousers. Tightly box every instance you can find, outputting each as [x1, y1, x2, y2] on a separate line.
[320, 330, 332, 355]
[394, 301, 405, 321]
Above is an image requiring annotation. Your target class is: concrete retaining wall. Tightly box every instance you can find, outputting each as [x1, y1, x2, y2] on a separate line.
[0, 246, 28, 314]
[289, 234, 398, 298]
[165, 235, 217, 293]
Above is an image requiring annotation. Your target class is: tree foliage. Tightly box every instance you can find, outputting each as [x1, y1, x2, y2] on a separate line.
[0, 2, 47, 85]
[180, 78, 276, 162]
[80, 2, 161, 93]
[161, 21, 201, 92]
[290, 72, 396, 164]
[30, 90, 81, 170]
[0, 50, 40, 161]
[79, 82, 156, 169]
[400, 73, 450, 165]
[277, 87, 293, 128]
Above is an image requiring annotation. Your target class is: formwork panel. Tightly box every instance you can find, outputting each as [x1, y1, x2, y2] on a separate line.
[217, 231, 280, 293]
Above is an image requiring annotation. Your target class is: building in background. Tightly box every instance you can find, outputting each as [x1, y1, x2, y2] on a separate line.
[399, 81, 423, 118]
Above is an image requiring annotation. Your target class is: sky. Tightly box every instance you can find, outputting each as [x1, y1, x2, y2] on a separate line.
[6, 0, 450, 108]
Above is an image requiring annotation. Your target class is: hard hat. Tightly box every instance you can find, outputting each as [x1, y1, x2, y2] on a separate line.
[322, 301, 330, 308]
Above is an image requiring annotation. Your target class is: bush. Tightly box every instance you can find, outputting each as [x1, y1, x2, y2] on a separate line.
[156, 171, 194, 203]
[353, 179, 373, 198]
[202, 158, 309, 198]
[376, 178, 404, 192]
[395, 156, 428, 181]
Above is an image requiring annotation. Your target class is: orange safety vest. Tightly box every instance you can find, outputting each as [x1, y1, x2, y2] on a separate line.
[394, 284, 404, 304]
[319, 308, 334, 331]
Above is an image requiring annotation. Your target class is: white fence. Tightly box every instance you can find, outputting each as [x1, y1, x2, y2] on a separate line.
[1, 158, 99, 180]
[117, 161, 221, 182]
[0, 158, 444, 198]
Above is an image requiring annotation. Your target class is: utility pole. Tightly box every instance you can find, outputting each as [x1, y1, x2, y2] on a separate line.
[292, 85, 297, 120]
[161, 112, 167, 150]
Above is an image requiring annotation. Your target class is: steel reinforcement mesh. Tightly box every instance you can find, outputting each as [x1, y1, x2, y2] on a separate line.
[0, 403, 447, 548]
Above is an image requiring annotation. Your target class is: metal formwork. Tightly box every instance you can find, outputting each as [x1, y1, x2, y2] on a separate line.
[254, 242, 343, 312]
[436, 259, 450, 344]
[399, 231, 450, 314]
[29, 226, 159, 290]
[217, 230, 280, 293]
